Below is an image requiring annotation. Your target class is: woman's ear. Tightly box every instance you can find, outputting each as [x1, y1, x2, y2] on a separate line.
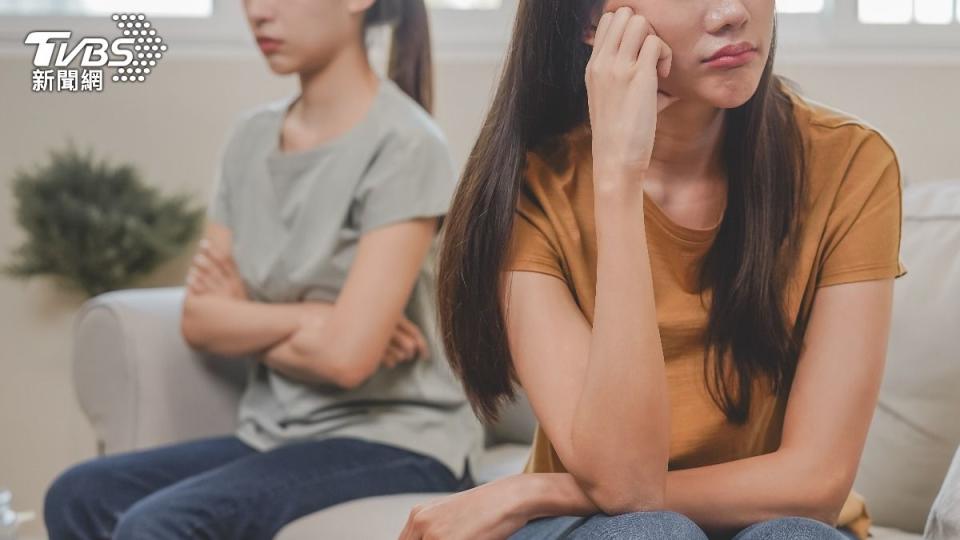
[583, 1, 607, 46]
[583, 25, 597, 46]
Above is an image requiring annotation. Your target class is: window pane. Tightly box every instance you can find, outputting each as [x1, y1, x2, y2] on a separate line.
[426, 0, 501, 8]
[0, 0, 81, 15]
[914, 0, 953, 23]
[858, 0, 914, 23]
[82, 0, 211, 17]
[0, 0, 212, 16]
[776, 0, 825, 13]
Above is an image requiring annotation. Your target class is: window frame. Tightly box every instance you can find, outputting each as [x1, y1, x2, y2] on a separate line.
[425, 0, 516, 60]
[823, 0, 960, 48]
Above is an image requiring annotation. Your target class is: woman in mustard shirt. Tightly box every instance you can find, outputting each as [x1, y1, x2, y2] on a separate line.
[400, 1, 906, 539]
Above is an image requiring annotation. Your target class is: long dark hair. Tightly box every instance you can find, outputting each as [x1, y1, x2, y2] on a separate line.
[437, 0, 808, 426]
[365, 0, 434, 113]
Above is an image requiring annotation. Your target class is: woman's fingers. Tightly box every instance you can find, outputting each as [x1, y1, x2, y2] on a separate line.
[389, 331, 417, 362]
[597, 6, 635, 59]
[199, 243, 233, 279]
[396, 317, 425, 357]
[193, 244, 226, 280]
[397, 317, 429, 359]
[186, 270, 206, 294]
[593, 8, 667, 82]
[187, 268, 214, 293]
[592, 10, 614, 54]
[617, 14, 651, 65]
[638, 33, 673, 80]
[383, 344, 404, 368]
[640, 35, 678, 113]
[192, 257, 225, 289]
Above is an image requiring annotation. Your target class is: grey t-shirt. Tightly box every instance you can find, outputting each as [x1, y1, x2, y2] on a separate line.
[205, 77, 485, 481]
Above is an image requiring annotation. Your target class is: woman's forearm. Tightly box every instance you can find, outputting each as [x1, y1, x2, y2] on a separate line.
[662, 447, 840, 533]
[517, 449, 840, 537]
[180, 294, 333, 357]
[569, 179, 671, 512]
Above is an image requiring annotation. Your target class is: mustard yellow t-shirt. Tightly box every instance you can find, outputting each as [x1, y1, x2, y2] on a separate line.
[504, 87, 908, 539]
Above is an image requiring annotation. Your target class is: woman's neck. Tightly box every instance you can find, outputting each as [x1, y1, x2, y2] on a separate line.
[282, 44, 380, 151]
[647, 99, 726, 184]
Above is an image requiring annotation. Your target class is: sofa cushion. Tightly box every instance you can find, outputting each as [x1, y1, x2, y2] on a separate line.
[869, 526, 924, 540]
[472, 443, 530, 484]
[275, 493, 442, 540]
[853, 179, 960, 532]
[274, 442, 529, 539]
[485, 387, 538, 446]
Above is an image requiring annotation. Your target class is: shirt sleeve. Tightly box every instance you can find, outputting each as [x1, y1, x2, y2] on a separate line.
[205, 113, 249, 228]
[351, 127, 458, 235]
[817, 129, 909, 288]
[206, 159, 231, 226]
[504, 182, 566, 281]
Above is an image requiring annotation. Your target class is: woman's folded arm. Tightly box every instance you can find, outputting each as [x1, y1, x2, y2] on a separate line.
[262, 217, 438, 389]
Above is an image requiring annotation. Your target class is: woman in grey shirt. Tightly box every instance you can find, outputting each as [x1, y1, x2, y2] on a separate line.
[43, 1, 484, 538]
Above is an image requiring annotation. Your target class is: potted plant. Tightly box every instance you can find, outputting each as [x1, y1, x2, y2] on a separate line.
[4, 142, 203, 298]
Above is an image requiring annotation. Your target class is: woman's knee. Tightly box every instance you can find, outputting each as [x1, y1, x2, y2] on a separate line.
[112, 494, 209, 540]
[44, 458, 118, 537]
[570, 510, 708, 539]
[734, 516, 848, 539]
[112, 504, 168, 540]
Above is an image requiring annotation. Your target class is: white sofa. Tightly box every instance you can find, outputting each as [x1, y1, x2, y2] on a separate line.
[70, 179, 960, 539]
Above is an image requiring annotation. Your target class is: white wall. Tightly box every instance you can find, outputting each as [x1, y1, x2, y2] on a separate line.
[1, 44, 958, 537]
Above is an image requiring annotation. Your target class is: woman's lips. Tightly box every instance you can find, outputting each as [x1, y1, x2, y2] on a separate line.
[257, 37, 282, 54]
[703, 48, 757, 69]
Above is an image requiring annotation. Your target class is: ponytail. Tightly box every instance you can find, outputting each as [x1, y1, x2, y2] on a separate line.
[365, 0, 434, 114]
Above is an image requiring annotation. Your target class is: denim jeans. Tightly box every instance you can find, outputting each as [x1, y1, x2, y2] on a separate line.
[44, 435, 474, 540]
[507, 511, 860, 540]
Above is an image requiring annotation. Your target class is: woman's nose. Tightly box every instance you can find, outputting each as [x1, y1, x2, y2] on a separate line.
[705, 0, 750, 34]
[243, 0, 276, 24]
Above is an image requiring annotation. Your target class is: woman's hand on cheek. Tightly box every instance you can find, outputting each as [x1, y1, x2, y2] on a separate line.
[586, 6, 679, 188]
[397, 476, 532, 540]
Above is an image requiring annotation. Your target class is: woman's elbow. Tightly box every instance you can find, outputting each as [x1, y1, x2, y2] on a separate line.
[179, 298, 208, 351]
[336, 347, 383, 389]
[576, 466, 667, 515]
[801, 477, 850, 526]
[568, 436, 668, 514]
[784, 453, 852, 526]
[790, 497, 843, 528]
[586, 484, 666, 515]
[298, 338, 378, 390]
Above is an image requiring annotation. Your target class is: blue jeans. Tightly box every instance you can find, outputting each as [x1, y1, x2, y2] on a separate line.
[507, 511, 860, 539]
[44, 435, 474, 540]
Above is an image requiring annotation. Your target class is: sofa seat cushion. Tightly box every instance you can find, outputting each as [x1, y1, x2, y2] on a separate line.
[275, 492, 441, 540]
[275, 443, 530, 539]
[869, 526, 924, 540]
[472, 443, 530, 484]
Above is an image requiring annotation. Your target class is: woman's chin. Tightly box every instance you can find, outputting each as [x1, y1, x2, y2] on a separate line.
[262, 55, 298, 76]
[700, 80, 762, 109]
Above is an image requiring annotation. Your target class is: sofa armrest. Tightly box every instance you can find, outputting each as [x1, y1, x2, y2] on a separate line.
[72, 286, 248, 454]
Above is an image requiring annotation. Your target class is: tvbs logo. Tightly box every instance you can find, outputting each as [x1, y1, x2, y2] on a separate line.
[24, 13, 167, 92]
